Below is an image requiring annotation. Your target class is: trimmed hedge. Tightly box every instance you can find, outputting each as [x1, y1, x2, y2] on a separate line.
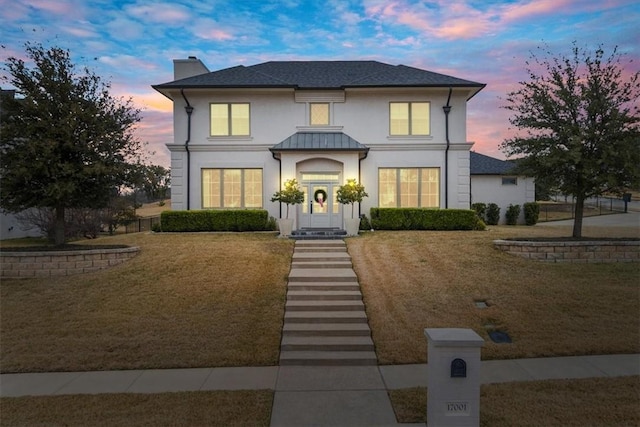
[370, 208, 485, 231]
[160, 210, 271, 232]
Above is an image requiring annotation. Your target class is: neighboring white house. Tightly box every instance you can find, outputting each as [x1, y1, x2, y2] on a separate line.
[470, 151, 535, 224]
[153, 58, 487, 229]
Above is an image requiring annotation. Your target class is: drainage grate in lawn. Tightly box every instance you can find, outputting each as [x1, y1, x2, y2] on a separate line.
[488, 330, 512, 343]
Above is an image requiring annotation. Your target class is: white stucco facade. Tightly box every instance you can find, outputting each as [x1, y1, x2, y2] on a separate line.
[157, 59, 485, 230]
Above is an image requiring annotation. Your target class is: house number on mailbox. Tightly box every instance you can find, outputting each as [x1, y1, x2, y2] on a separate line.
[450, 358, 467, 378]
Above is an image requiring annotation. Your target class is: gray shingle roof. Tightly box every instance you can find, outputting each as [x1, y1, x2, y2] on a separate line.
[470, 152, 517, 175]
[270, 132, 369, 159]
[154, 60, 484, 91]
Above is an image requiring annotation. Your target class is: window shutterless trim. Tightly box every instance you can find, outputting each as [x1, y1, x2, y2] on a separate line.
[389, 102, 431, 136]
[378, 167, 440, 208]
[309, 102, 330, 126]
[209, 103, 251, 137]
[201, 168, 262, 209]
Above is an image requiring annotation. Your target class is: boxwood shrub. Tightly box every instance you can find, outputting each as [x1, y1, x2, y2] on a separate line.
[471, 202, 487, 222]
[523, 202, 540, 226]
[505, 204, 521, 225]
[486, 203, 500, 225]
[160, 210, 271, 232]
[370, 208, 485, 231]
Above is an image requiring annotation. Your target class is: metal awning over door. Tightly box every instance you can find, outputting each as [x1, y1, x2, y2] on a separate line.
[270, 132, 369, 159]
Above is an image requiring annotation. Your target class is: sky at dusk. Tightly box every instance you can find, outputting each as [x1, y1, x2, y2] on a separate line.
[2, 0, 638, 167]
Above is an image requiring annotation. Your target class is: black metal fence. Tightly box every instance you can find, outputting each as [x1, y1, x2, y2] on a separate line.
[539, 196, 628, 222]
[124, 216, 161, 233]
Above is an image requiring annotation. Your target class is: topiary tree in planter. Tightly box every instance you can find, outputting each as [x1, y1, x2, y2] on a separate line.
[336, 178, 368, 236]
[271, 178, 304, 236]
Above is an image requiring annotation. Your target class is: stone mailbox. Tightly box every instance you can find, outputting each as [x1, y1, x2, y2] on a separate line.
[424, 328, 484, 427]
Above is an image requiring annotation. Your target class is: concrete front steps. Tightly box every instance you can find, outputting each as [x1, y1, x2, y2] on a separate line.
[280, 240, 377, 366]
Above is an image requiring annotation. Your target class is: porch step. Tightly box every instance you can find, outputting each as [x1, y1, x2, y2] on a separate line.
[288, 282, 361, 291]
[281, 336, 374, 352]
[284, 310, 369, 323]
[294, 247, 347, 253]
[292, 253, 351, 262]
[288, 269, 357, 282]
[283, 323, 371, 337]
[291, 261, 353, 269]
[295, 239, 346, 246]
[291, 229, 347, 240]
[279, 351, 378, 366]
[285, 300, 364, 311]
[287, 290, 362, 301]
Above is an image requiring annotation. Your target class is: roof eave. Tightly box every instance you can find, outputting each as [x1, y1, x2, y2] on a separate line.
[269, 146, 370, 160]
[466, 84, 487, 101]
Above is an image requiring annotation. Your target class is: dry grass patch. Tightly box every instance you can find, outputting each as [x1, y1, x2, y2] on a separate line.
[348, 225, 640, 364]
[0, 390, 272, 426]
[1, 233, 293, 373]
[389, 376, 640, 426]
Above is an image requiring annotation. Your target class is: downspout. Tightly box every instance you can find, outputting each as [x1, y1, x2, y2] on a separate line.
[443, 87, 452, 209]
[358, 148, 370, 219]
[271, 150, 282, 219]
[181, 89, 193, 210]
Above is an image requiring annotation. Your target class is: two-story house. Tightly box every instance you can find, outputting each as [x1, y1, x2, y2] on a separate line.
[152, 58, 485, 230]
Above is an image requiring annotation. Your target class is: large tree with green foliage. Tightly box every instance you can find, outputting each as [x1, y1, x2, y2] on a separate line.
[1, 43, 144, 244]
[501, 43, 640, 237]
[137, 164, 171, 202]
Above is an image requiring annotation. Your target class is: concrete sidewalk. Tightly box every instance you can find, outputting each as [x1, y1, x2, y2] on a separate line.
[2, 354, 638, 425]
[537, 211, 640, 228]
[3, 354, 637, 397]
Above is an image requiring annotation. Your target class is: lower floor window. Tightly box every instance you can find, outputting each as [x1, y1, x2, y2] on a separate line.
[202, 169, 263, 208]
[378, 168, 440, 208]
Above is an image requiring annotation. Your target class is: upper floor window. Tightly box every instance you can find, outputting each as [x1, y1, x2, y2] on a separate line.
[389, 102, 430, 136]
[502, 177, 517, 185]
[310, 103, 330, 126]
[210, 103, 250, 136]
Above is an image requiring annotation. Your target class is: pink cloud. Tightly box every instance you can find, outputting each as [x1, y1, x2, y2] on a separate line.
[201, 29, 235, 41]
[62, 23, 99, 39]
[125, 3, 191, 25]
[20, 0, 87, 19]
[364, 0, 630, 41]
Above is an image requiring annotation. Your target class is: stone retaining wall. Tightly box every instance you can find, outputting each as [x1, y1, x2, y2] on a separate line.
[494, 240, 639, 263]
[1, 247, 140, 278]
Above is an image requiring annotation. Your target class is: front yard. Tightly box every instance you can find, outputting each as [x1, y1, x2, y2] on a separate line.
[1, 225, 639, 372]
[348, 225, 640, 364]
[1, 224, 638, 426]
[1, 233, 293, 373]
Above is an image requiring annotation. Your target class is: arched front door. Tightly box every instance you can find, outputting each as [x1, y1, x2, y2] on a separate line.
[299, 173, 341, 228]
